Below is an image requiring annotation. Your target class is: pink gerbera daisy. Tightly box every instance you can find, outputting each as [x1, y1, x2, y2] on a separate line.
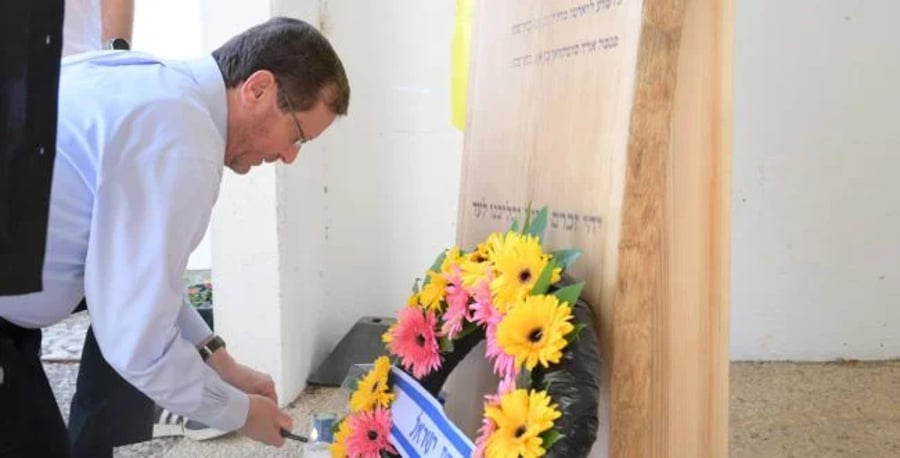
[473, 411, 497, 458]
[475, 377, 516, 458]
[469, 276, 500, 327]
[470, 276, 518, 378]
[441, 268, 471, 339]
[485, 321, 518, 379]
[345, 407, 397, 458]
[387, 307, 442, 378]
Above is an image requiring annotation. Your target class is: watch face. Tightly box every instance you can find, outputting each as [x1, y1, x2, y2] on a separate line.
[111, 38, 130, 50]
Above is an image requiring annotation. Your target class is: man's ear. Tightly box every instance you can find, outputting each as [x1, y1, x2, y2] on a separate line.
[238, 70, 277, 108]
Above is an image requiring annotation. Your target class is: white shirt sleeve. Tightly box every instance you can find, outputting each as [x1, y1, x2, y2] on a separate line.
[178, 295, 214, 346]
[83, 117, 248, 431]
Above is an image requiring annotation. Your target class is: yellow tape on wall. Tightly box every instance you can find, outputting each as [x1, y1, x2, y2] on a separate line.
[451, 0, 474, 131]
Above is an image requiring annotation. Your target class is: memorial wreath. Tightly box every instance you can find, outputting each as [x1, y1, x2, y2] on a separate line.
[331, 207, 600, 458]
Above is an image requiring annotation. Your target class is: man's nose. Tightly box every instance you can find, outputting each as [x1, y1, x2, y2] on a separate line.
[281, 145, 300, 164]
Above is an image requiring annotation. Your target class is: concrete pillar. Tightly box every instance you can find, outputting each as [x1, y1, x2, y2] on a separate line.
[202, 0, 325, 406]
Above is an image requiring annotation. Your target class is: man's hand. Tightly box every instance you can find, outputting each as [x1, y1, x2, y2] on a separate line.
[224, 362, 278, 403]
[206, 347, 278, 403]
[203, 345, 291, 446]
[241, 395, 294, 446]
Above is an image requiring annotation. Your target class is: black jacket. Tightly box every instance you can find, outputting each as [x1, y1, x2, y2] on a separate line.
[0, 0, 63, 294]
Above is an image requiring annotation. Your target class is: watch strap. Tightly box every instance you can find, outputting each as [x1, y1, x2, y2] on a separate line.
[198, 335, 226, 362]
[105, 37, 130, 50]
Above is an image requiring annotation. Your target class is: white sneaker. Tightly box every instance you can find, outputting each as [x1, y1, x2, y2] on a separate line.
[152, 407, 185, 438]
[152, 406, 230, 441]
[183, 419, 231, 441]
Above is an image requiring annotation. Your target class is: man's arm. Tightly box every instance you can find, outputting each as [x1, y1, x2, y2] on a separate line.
[81, 102, 291, 444]
[100, 0, 133, 43]
[177, 297, 278, 403]
[85, 151, 250, 432]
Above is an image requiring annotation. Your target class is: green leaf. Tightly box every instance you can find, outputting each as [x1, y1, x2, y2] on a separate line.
[510, 219, 520, 232]
[531, 260, 556, 295]
[411, 278, 421, 294]
[553, 281, 584, 307]
[521, 202, 534, 233]
[429, 250, 448, 274]
[517, 369, 533, 388]
[525, 206, 549, 240]
[566, 322, 588, 344]
[422, 250, 448, 287]
[540, 429, 564, 450]
[454, 321, 479, 340]
[439, 336, 455, 353]
[331, 418, 344, 435]
[551, 249, 582, 271]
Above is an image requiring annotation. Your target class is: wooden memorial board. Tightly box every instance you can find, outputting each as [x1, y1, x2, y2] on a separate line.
[448, 0, 732, 456]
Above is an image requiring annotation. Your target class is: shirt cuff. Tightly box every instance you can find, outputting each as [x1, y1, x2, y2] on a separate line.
[177, 298, 213, 346]
[195, 365, 250, 431]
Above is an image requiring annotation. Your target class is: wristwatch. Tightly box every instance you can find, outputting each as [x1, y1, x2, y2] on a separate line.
[198, 335, 226, 361]
[105, 37, 130, 50]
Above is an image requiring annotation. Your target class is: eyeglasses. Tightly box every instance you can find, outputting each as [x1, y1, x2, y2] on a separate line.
[281, 92, 310, 150]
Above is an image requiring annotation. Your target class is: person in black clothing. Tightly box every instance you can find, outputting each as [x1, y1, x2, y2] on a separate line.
[0, 1, 66, 456]
[0, 0, 62, 296]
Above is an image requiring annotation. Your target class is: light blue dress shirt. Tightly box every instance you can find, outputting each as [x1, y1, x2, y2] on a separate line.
[0, 51, 249, 431]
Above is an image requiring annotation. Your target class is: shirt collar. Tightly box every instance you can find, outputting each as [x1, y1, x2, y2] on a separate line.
[183, 56, 228, 142]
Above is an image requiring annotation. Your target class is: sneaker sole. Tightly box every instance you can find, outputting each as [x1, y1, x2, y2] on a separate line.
[184, 427, 230, 441]
[152, 424, 185, 438]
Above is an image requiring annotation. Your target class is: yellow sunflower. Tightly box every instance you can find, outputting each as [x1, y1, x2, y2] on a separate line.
[349, 356, 395, 412]
[460, 258, 490, 290]
[381, 323, 396, 344]
[419, 247, 464, 311]
[490, 232, 560, 313]
[406, 291, 421, 308]
[329, 418, 353, 458]
[496, 294, 574, 370]
[460, 232, 505, 287]
[419, 270, 448, 311]
[441, 246, 464, 271]
[484, 389, 561, 458]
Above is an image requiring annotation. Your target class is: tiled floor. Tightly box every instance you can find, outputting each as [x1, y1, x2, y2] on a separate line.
[730, 361, 900, 457]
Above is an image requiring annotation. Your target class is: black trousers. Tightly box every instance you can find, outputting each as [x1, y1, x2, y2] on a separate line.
[68, 299, 215, 456]
[67, 300, 154, 458]
[0, 305, 154, 458]
[0, 317, 70, 457]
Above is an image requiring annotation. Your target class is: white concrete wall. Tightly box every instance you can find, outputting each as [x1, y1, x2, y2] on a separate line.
[731, 0, 900, 360]
[269, 0, 327, 409]
[133, 0, 204, 60]
[314, 0, 464, 358]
